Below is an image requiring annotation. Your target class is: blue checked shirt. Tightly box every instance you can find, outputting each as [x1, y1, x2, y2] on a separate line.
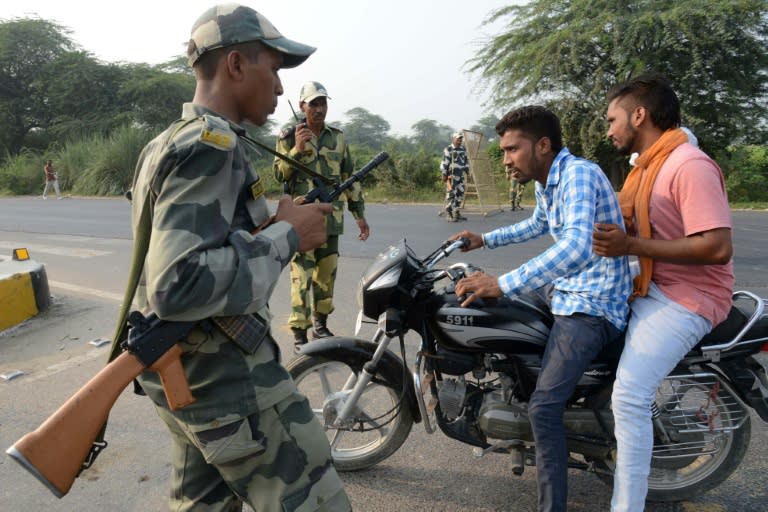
[482, 148, 631, 330]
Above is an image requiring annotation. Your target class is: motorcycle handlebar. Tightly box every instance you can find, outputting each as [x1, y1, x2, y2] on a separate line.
[423, 238, 471, 271]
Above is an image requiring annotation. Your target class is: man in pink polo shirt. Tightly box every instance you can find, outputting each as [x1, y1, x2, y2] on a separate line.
[593, 73, 734, 512]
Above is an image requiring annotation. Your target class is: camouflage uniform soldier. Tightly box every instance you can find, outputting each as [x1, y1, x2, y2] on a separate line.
[130, 5, 351, 511]
[440, 132, 469, 222]
[506, 167, 525, 211]
[274, 81, 369, 351]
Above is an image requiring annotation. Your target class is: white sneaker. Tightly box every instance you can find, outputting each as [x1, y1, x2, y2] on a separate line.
[42, 196, 47, 200]
[57, 196, 62, 200]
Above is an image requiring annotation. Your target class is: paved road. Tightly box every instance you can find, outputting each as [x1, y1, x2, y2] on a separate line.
[1, 196, 767, 511]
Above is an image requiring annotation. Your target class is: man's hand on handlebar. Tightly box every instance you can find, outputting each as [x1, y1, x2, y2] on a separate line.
[449, 231, 484, 252]
[455, 271, 503, 307]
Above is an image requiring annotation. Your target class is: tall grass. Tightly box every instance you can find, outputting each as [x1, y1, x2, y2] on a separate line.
[0, 125, 154, 196]
[71, 126, 153, 196]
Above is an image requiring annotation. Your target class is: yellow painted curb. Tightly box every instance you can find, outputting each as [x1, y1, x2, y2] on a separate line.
[0, 272, 39, 330]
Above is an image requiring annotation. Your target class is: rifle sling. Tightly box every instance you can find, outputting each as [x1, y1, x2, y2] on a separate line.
[240, 133, 333, 185]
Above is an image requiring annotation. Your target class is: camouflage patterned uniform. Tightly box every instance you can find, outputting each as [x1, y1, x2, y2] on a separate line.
[440, 137, 469, 221]
[129, 5, 350, 510]
[274, 124, 365, 332]
[506, 168, 525, 210]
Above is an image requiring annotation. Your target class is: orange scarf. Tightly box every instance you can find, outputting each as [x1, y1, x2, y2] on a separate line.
[619, 128, 688, 298]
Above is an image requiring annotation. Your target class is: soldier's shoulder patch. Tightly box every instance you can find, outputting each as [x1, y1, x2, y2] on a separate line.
[198, 115, 236, 151]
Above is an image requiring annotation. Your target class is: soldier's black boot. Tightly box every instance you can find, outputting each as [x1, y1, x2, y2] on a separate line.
[311, 314, 335, 339]
[292, 328, 308, 353]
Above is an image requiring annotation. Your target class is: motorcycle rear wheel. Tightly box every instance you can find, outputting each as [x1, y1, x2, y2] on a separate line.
[590, 379, 751, 502]
[287, 354, 414, 471]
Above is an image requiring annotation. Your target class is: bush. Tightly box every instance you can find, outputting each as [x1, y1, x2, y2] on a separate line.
[0, 149, 45, 195]
[721, 145, 768, 202]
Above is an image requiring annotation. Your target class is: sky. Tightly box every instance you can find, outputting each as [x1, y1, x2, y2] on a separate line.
[4, 0, 516, 137]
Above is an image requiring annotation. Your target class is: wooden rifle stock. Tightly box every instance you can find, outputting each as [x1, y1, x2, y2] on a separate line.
[5, 343, 193, 498]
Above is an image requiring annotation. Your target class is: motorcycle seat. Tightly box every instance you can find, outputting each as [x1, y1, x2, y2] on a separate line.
[695, 290, 768, 351]
[697, 305, 749, 348]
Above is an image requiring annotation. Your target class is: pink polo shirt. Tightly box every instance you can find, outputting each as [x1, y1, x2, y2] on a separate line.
[648, 143, 734, 326]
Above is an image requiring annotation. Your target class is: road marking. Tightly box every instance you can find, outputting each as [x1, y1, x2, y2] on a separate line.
[0, 241, 111, 258]
[49, 280, 123, 302]
[18, 348, 107, 384]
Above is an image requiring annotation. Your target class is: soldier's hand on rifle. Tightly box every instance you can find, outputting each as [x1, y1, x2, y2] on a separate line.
[274, 194, 332, 252]
[357, 218, 370, 241]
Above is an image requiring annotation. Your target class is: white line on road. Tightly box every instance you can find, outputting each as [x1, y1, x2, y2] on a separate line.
[18, 348, 108, 384]
[49, 280, 123, 302]
[0, 241, 111, 258]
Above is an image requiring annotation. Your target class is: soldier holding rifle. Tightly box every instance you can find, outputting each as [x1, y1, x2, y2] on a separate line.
[126, 5, 351, 511]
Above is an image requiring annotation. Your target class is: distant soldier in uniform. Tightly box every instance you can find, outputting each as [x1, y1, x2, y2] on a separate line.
[129, 5, 351, 511]
[440, 131, 469, 221]
[274, 81, 369, 351]
[506, 167, 525, 211]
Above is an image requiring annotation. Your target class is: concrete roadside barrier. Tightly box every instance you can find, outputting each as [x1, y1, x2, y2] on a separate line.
[0, 249, 50, 331]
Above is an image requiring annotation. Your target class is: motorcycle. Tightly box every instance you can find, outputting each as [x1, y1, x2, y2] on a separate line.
[286, 238, 768, 502]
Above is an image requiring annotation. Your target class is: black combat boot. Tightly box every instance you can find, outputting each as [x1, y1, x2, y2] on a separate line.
[311, 314, 335, 339]
[292, 328, 308, 353]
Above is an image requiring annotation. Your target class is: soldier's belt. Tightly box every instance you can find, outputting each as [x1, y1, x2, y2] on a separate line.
[211, 314, 268, 354]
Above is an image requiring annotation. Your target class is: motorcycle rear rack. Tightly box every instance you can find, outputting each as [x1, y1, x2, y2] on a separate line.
[658, 372, 749, 435]
[652, 438, 724, 459]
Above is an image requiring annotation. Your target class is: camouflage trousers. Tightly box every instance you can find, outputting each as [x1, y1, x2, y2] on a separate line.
[139, 327, 350, 512]
[509, 179, 524, 209]
[288, 235, 339, 330]
[443, 177, 466, 217]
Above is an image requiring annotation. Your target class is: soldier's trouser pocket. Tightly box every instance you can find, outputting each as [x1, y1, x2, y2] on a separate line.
[184, 412, 267, 465]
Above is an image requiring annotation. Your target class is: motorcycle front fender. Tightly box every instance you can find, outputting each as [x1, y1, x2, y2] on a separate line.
[297, 336, 422, 423]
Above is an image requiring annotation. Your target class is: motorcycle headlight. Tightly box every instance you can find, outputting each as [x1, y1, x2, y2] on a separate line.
[367, 266, 401, 291]
[357, 266, 402, 310]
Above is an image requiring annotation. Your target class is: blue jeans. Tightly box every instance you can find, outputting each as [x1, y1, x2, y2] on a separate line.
[611, 282, 710, 512]
[529, 313, 621, 512]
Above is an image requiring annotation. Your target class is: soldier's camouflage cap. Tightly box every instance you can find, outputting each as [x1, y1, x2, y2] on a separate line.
[188, 4, 316, 67]
[299, 81, 331, 104]
[452, 132, 464, 139]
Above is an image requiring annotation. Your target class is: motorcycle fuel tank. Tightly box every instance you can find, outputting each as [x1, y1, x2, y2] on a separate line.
[432, 294, 552, 352]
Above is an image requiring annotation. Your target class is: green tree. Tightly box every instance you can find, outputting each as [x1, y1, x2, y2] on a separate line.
[720, 144, 768, 202]
[468, 0, 768, 184]
[118, 63, 195, 129]
[469, 113, 500, 143]
[342, 107, 391, 149]
[411, 119, 454, 154]
[42, 51, 128, 140]
[0, 17, 76, 156]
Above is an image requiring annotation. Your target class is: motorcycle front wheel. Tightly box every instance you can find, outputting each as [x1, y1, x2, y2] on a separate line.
[287, 354, 414, 471]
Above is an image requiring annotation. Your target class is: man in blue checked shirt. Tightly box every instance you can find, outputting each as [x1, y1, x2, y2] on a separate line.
[452, 105, 631, 512]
